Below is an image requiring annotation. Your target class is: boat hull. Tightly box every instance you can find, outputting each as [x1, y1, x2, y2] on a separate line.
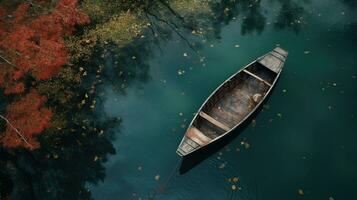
[177, 47, 288, 156]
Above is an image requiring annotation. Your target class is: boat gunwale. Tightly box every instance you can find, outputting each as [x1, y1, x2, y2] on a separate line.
[177, 49, 286, 156]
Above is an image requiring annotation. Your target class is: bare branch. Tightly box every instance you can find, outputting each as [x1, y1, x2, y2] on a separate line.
[0, 114, 33, 148]
[157, 0, 185, 23]
[0, 54, 18, 68]
[146, 11, 198, 53]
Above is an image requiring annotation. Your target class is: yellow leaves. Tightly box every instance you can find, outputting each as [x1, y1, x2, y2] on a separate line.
[80, 0, 106, 21]
[87, 12, 146, 47]
[232, 177, 239, 183]
[67, 12, 146, 61]
[231, 185, 237, 190]
[218, 162, 226, 169]
[154, 175, 160, 181]
[240, 140, 251, 149]
[228, 176, 241, 191]
[94, 155, 99, 161]
[177, 69, 185, 75]
[170, 0, 211, 15]
[297, 188, 304, 196]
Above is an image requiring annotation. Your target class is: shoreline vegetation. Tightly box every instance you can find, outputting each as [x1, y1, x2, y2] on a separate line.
[0, 0, 308, 199]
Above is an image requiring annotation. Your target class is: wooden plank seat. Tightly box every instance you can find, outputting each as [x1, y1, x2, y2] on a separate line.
[199, 111, 231, 132]
[186, 126, 212, 146]
[243, 69, 272, 86]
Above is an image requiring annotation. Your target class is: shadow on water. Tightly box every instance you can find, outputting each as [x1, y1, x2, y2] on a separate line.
[179, 77, 281, 174]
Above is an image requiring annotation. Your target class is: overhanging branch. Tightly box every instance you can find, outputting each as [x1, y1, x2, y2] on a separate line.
[0, 114, 33, 148]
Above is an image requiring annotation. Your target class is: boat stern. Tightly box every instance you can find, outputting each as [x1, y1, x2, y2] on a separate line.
[176, 136, 201, 156]
[177, 126, 213, 156]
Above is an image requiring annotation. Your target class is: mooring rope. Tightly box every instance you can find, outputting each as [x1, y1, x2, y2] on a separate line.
[148, 158, 182, 199]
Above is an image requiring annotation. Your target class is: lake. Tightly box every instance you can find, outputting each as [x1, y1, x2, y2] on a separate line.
[90, 0, 357, 199]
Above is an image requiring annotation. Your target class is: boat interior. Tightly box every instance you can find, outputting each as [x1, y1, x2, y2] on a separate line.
[192, 62, 278, 140]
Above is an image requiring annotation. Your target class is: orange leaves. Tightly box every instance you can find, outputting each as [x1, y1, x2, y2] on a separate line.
[0, 0, 90, 91]
[27, 38, 68, 80]
[0, 0, 90, 150]
[55, 0, 90, 33]
[12, 3, 30, 23]
[4, 82, 25, 95]
[0, 90, 52, 149]
[0, 7, 5, 18]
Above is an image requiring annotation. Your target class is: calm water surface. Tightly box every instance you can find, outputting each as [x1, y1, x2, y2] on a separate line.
[91, 0, 357, 199]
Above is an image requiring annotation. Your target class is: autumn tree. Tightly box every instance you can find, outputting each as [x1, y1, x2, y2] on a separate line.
[0, 0, 90, 149]
[0, 0, 89, 94]
[0, 90, 52, 149]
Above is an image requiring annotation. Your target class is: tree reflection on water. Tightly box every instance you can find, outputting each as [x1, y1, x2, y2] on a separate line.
[0, 0, 308, 199]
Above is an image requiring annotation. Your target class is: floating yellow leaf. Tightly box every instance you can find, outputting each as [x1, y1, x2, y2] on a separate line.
[232, 177, 239, 183]
[298, 188, 304, 196]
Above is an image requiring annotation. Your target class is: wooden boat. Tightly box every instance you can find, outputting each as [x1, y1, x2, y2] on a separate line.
[176, 47, 288, 156]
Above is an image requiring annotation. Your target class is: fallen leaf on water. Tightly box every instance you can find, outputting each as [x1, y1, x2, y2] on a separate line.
[232, 177, 239, 183]
[177, 69, 185, 75]
[218, 163, 226, 169]
[298, 188, 304, 196]
[94, 156, 99, 161]
[244, 143, 250, 149]
[231, 185, 237, 190]
[155, 175, 160, 181]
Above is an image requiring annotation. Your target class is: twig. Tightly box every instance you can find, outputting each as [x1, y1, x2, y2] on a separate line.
[157, 0, 185, 23]
[0, 114, 33, 148]
[0, 54, 17, 68]
[146, 11, 198, 53]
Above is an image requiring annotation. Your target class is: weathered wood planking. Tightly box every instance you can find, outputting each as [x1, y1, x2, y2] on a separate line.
[177, 47, 288, 156]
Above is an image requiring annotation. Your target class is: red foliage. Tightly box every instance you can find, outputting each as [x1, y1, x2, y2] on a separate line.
[0, 90, 52, 149]
[0, 0, 90, 149]
[4, 82, 25, 95]
[0, 0, 89, 86]
[0, 7, 5, 17]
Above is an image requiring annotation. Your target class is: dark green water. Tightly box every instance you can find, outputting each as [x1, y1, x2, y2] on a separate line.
[91, 0, 357, 199]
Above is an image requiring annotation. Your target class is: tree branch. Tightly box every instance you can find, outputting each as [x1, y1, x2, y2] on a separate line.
[0, 114, 33, 148]
[146, 11, 198, 53]
[0, 54, 18, 68]
[157, 0, 185, 23]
